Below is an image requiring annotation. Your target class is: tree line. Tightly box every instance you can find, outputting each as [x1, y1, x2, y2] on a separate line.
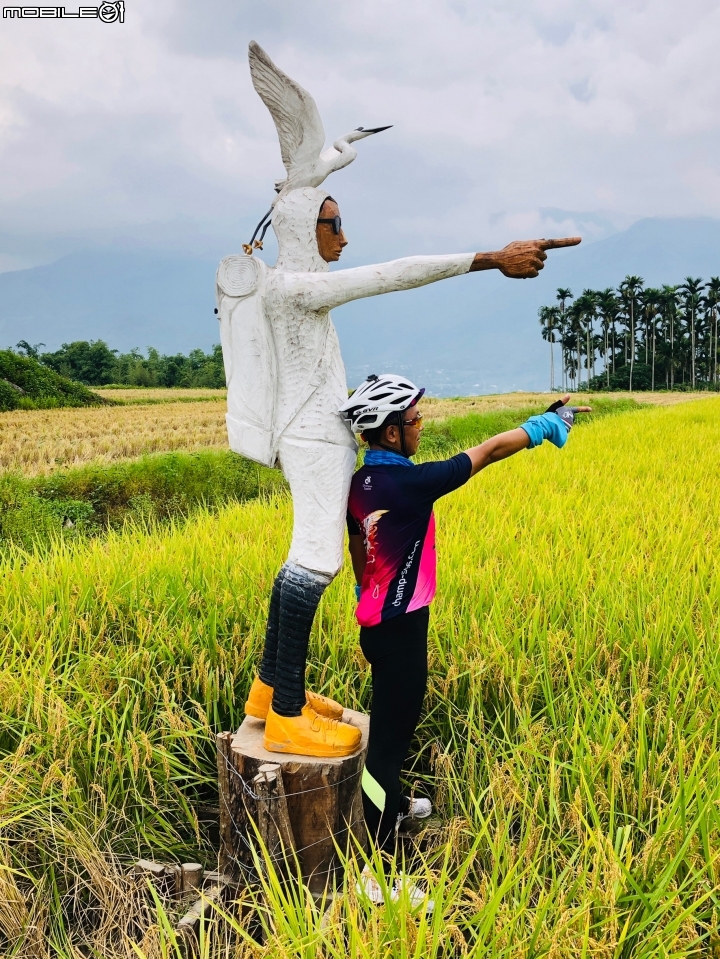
[538, 277, 720, 391]
[12, 340, 225, 388]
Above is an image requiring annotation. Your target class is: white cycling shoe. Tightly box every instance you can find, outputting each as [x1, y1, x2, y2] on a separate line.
[397, 796, 432, 832]
[357, 865, 434, 914]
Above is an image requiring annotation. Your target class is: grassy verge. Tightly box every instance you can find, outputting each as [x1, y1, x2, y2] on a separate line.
[0, 450, 283, 549]
[0, 398, 642, 551]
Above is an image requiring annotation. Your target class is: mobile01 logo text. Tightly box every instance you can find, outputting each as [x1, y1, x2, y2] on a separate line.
[3, 2, 124, 20]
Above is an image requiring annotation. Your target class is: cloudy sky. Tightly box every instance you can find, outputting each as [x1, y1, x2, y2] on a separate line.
[1, 0, 719, 275]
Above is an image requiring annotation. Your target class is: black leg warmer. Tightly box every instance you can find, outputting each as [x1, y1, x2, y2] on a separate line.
[271, 562, 331, 718]
[258, 564, 289, 688]
[359, 606, 429, 857]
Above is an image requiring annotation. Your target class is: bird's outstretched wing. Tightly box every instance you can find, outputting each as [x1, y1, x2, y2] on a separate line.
[248, 41, 325, 179]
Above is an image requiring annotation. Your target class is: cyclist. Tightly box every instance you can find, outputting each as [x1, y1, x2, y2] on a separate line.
[339, 374, 590, 903]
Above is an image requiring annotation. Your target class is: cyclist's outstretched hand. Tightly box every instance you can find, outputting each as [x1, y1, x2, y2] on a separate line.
[545, 394, 592, 432]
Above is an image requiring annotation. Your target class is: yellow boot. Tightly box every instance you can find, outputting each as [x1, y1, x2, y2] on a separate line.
[306, 689, 344, 721]
[264, 704, 361, 758]
[244, 676, 344, 721]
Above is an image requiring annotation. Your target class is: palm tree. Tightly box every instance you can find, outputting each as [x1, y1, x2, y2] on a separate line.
[576, 290, 598, 387]
[538, 276, 720, 392]
[596, 289, 619, 383]
[555, 288, 573, 389]
[659, 286, 679, 389]
[567, 300, 587, 389]
[641, 288, 661, 390]
[538, 305, 561, 390]
[679, 277, 704, 388]
[619, 276, 644, 391]
[706, 277, 720, 387]
[556, 288, 573, 316]
[598, 302, 611, 388]
[563, 345, 578, 391]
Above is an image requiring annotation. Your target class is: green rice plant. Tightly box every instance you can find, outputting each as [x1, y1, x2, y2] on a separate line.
[0, 397, 718, 955]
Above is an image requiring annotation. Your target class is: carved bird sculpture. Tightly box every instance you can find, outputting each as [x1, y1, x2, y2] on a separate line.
[248, 41, 391, 199]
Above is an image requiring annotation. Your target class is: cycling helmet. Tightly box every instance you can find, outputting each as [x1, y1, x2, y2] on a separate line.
[339, 373, 425, 434]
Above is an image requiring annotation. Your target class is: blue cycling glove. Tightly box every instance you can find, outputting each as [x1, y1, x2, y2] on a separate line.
[520, 402, 584, 449]
[354, 584, 361, 601]
[545, 399, 582, 431]
[521, 412, 571, 449]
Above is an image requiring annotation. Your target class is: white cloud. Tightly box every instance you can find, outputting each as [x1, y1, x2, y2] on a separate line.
[0, 0, 719, 270]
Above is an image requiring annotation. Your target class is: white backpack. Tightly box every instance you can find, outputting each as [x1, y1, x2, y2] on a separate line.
[216, 255, 277, 467]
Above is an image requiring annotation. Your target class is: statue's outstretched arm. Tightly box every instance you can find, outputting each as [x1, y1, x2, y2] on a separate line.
[275, 253, 475, 312]
[274, 237, 581, 313]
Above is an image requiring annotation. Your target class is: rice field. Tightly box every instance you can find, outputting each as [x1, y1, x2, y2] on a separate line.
[1, 396, 719, 955]
[422, 389, 715, 418]
[0, 400, 229, 476]
[0, 389, 704, 477]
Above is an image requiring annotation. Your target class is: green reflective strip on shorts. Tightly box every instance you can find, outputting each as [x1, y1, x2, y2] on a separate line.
[361, 766, 386, 812]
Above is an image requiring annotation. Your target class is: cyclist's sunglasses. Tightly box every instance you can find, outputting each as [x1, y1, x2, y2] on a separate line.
[402, 411, 423, 428]
[317, 215, 343, 235]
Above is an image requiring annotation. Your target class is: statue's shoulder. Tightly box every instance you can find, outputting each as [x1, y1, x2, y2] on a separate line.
[216, 255, 269, 298]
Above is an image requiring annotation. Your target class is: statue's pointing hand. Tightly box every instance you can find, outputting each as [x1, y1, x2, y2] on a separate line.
[470, 236, 581, 279]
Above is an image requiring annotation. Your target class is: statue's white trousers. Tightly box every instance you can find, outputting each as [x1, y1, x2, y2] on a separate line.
[277, 435, 357, 578]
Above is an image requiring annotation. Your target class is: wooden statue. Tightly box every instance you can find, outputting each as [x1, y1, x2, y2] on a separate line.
[215, 42, 580, 760]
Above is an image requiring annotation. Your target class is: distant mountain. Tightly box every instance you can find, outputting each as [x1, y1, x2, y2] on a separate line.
[2, 217, 720, 395]
[0, 251, 219, 357]
[342, 216, 720, 393]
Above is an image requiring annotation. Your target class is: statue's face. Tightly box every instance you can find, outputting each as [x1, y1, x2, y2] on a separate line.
[316, 198, 348, 262]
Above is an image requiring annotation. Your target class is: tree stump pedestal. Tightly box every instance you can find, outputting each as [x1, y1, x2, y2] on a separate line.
[217, 709, 369, 895]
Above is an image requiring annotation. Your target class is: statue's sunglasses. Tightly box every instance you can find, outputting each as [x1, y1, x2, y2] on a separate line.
[317, 215, 342, 235]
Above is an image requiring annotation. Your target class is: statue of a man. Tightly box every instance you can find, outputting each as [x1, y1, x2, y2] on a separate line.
[216, 43, 579, 758]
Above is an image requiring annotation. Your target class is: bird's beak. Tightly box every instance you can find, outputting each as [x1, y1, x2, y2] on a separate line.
[355, 125, 393, 136]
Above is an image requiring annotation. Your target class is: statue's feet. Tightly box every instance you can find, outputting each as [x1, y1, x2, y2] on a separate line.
[244, 676, 344, 722]
[306, 689, 344, 721]
[264, 704, 361, 758]
[244, 677, 274, 719]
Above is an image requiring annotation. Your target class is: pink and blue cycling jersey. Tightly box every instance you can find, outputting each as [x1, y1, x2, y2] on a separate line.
[347, 452, 472, 627]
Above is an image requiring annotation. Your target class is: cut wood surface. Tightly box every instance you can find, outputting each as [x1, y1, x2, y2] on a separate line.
[181, 863, 204, 892]
[175, 878, 232, 948]
[218, 709, 369, 894]
[252, 762, 297, 873]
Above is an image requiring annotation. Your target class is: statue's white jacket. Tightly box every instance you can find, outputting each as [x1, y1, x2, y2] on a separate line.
[217, 188, 474, 467]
